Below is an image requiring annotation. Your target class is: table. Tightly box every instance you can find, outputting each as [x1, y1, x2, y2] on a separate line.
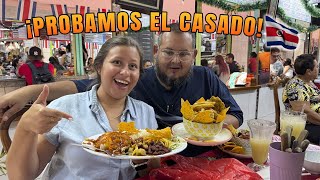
[137, 136, 320, 180]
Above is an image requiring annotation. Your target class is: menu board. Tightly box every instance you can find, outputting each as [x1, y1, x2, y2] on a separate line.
[85, 33, 108, 45]
[12, 23, 28, 39]
[48, 33, 71, 41]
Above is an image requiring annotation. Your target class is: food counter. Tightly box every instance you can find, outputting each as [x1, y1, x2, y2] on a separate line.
[228, 84, 285, 127]
[229, 85, 260, 123]
[0, 75, 88, 96]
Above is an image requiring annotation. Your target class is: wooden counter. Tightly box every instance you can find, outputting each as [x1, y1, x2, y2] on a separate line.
[0, 75, 88, 96]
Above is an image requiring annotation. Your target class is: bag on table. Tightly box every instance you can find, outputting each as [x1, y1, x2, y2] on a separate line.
[149, 155, 262, 180]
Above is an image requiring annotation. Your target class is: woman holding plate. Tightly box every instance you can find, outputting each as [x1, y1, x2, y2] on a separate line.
[6, 36, 159, 180]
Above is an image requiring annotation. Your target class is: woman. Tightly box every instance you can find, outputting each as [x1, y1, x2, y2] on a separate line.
[248, 52, 257, 75]
[282, 58, 294, 79]
[6, 36, 158, 179]
[282, 54, 320, 144]
[213, 55, 230, 84]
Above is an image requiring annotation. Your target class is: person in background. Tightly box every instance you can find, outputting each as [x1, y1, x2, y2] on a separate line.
[60, 44, 72, 68]
[143, 60, 153, 69]
[85, 57, 95, 75]
[282, 54, 320, 144]
[201, 59, 208, 67]
[248, 52, 257, 75]
[6, 36, 159, 180]
[226, 53, 240, 73]
[16, 47, 54, 85]
[282, 58, 294, 79]
[270, 47, 284, 81]
[214, 55, 230, 84]
[58, 49, 66, 66]
[0, 23, 243, 157]
[0, 61, 5, 75]
[49, 49, 65, 72]
[258, 45, 271, 84]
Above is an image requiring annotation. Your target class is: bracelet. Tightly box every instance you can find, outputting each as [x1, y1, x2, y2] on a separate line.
[129, 159, 149, 171]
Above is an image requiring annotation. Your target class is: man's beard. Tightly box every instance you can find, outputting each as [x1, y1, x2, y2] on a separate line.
[155, 59, 192, 88]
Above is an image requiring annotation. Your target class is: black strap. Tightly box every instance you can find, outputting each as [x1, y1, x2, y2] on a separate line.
[27, 62, 38, 84]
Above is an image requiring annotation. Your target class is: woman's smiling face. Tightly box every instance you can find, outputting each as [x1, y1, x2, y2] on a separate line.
[98, 45, 140, 100]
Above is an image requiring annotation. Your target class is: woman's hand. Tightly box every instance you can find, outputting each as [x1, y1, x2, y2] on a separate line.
[19, 85, 72, 134]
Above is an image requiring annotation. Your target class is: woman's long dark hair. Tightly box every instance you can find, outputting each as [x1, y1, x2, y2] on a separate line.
[283, 58, 293, 68]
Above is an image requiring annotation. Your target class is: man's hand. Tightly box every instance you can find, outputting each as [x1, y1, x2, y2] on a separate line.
[0, 87, 35, 122]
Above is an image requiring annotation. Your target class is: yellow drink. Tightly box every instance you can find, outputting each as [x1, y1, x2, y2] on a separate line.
[280, 116, 306, 138]
[250, 138, 271, 165]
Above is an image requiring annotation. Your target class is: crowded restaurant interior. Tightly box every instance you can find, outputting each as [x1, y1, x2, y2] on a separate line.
[0, 0, 320, 179]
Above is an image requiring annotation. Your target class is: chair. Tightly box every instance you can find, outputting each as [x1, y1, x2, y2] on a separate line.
[271, 78, 290, 134]
[0, 104, 31, 153]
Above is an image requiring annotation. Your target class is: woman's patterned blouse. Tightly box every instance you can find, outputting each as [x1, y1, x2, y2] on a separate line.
[283, 77, 320, 113]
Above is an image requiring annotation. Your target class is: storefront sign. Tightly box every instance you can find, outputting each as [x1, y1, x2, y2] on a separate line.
[48, 33, 71, 41]
[85, 33, 108, 45]
[115, 0, 163, 14]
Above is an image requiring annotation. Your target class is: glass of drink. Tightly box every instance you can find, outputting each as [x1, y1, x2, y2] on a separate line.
[247, 119, 276, 171]
[280, 110, 307, 138]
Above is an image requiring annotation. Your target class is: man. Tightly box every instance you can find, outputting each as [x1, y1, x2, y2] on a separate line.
[49, 49, 65, 72]
[16, 46, 55, 85]
[0, 23, 243, 156]
[269, 47, 284, 81]
[226, 53, 240, 73]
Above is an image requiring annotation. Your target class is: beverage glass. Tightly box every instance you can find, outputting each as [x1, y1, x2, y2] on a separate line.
[280, 110, 306, 138]
[247, 119, 276, 171]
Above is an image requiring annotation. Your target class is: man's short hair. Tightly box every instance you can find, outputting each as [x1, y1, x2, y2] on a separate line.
[270, 47, 280, 54]
[294, 54, 316, 75]
[201, 59, 208, 66]
[226, 53, 234, 60]
[158, 23, 195, 48]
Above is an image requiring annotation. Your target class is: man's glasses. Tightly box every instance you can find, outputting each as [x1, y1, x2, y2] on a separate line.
[160, 49, 194, 61]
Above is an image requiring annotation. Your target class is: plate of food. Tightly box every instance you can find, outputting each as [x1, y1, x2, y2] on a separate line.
[173, 96, 232, 146]
[218, 142, 252, 159]
[82, 122, 187, 160]
[217, 125, 252, 158]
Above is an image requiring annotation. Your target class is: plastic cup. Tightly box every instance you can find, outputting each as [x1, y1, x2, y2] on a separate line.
[269, 142, 305, 180]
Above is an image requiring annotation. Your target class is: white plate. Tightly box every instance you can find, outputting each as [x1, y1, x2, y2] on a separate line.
[82, 134, 187, 160]
[171, 123, 232, 146]
[218, 145, 252, 159]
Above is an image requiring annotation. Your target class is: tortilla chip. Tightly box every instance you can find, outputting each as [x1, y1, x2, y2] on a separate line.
[192, 101, 215, 111]
[147, 127, 172, 139]
[210, 96, 225, 113]
[227, 124, 237, 136]
[195, 97, 206, 104]
[181, 99, 195, 121]
[216, 107, 230, 123]
[230, 146, 245, 154]
[193, 110, 215, 123]
[118, 122, 139, 134]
